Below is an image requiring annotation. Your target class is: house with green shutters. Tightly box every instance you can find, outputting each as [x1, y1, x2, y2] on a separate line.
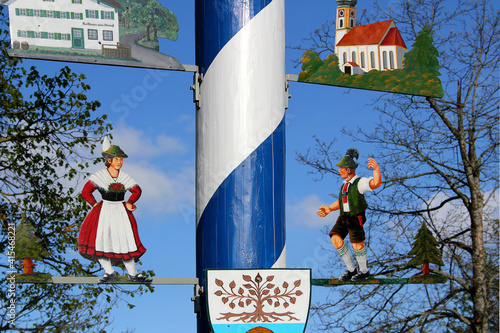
[1, 0, 123, 51]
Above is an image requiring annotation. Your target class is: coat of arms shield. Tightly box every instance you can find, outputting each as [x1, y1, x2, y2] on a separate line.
[206, 269, 311, 333]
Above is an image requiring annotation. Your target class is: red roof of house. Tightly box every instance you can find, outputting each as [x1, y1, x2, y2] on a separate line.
[381, 27, 407, 48]
[345, 62, 359, 67]
[100, 0, 123, 11]
[337, 20, 406, 48]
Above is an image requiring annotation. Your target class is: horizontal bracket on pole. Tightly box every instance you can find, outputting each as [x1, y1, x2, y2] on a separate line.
[312, 275, 447, 287]
[7, 50, 198, 72]
[11, 274, 199, 285]
[50, 276, 199, 285]
[12, 274, 204, 316]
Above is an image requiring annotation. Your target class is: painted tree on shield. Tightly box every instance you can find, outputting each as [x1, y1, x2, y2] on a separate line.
[214, 273, 304, 323]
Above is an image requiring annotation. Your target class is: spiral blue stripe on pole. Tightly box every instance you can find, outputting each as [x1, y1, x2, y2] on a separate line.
[195, 0, 272, 75]
[195, 0, 286, 330]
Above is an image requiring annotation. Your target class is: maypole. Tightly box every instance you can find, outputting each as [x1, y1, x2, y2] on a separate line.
[194, 0, 286, 330]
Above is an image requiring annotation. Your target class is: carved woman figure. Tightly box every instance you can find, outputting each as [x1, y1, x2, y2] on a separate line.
[78, 138, 151, 283]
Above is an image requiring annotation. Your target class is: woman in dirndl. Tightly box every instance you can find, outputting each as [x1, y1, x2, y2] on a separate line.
[78, 138, 151, 283]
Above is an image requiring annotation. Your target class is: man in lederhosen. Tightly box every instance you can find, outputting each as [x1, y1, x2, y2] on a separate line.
[317, 148, 382, 282]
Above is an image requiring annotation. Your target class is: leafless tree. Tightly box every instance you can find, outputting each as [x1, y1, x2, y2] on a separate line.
[296, 0, 499, 332]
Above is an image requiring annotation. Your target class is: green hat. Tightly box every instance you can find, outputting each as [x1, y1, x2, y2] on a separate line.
[336, 156, 358, 169]
[102, 145, 128, 158]
[336, 148, 359, 169]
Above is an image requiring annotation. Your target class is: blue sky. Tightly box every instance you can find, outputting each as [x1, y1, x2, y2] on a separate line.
[12, 0, 402, 331]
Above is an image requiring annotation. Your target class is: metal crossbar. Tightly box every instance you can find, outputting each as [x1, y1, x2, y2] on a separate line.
[13, 275, 199, 285]
[51, 277, 199, 285]
[312, 275, 447, 287]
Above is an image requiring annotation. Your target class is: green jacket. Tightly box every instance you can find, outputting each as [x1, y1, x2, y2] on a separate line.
[339, 177, 368, 216]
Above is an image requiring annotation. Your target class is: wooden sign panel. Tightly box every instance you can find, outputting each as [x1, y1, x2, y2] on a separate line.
[297, 2, 443, 98]
[1, 0, 192, 71]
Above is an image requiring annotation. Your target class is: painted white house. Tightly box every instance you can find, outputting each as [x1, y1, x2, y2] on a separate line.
[334, 0, 408, 75]
[2, 0, 123, 51]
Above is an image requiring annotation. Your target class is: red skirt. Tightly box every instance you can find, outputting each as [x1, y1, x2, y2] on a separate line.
[78, 201, 147, 264]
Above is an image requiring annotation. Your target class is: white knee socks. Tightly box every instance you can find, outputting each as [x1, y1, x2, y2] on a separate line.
[354, 247, 368, 273]
[337, 243, 356, 272]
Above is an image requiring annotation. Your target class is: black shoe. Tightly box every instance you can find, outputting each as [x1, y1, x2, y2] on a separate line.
[127, 273, 152, 283]
[351, 270, 370, 281]
[339, 268, 358, 282]
[99, 271, 118, 283]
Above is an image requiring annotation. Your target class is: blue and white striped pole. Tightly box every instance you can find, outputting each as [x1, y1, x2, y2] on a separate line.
[195, 0, 286, 330]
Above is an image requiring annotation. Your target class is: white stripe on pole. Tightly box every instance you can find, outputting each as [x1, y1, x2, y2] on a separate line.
[196, 0, 285, 224]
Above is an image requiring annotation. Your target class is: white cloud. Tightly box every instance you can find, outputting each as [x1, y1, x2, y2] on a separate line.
[107, 122, 187, 158]
[287, 194, 336, 228]
[125, 162, 194, 216]
[176, 114, 195, 133]
[424, 190, 499, 244]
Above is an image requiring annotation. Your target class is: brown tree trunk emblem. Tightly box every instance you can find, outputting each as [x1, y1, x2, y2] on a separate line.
[213, 273, 304, 323]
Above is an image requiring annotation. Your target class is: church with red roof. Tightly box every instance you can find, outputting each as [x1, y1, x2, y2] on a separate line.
[334, 0, 408, 74]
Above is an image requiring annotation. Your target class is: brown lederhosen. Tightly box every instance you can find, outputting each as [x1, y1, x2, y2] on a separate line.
[329, 213, 366, 243]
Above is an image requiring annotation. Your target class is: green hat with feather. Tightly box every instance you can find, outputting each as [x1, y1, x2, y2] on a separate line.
[336, 148, 359, 169]
[101, 136, 128, 158]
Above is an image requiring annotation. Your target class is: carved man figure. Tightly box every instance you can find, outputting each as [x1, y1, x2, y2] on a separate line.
[317, 148, 382, 281]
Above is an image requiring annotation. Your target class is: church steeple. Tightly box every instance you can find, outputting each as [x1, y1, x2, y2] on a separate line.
[336, 0, 357, 6]
[335, 0, 357, 45]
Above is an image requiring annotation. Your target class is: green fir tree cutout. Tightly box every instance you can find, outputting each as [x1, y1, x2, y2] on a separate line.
[403, 25, 441, 76]
[15, 214, 49, 274]
[408, 221, 444, 276]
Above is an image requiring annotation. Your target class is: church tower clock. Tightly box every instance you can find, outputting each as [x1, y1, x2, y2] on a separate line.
[335, 0, 357, 45]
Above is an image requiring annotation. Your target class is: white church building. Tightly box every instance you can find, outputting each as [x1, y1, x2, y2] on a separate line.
[335, 0, 408, 74]
[2, 0, 123, 51]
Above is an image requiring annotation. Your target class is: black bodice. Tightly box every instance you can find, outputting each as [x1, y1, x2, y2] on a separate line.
[98, 188, 125, 202]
